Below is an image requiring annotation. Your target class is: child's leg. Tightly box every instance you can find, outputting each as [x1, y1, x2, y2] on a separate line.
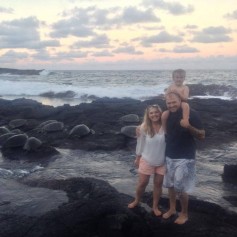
[161, 110, 170, 133]
[181, 102, 190, 121]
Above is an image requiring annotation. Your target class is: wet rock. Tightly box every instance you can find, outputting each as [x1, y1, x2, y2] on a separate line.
[69, 124, 91, 137]
[1, 144, 59, 160]
[23, 137, 42, 151]
[0, 67, 43, 75]
[0, 96, 236, 150]
[0, 177, 236, 237]
[0, 132, 16, 146]
[0, 126, 10, 135]
[120, 114, 140, 123]
[38, 120, 58, 129]
[9, 119, 27, 129]
[3, 134, 28, 148]
[121, 126, 137, 138]
[42, 121, 64, 133]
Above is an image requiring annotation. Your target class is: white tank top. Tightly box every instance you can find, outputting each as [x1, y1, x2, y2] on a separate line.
[136, 126, 166, 166]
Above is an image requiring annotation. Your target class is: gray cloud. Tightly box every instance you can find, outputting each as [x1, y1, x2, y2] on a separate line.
[185, 24, 198, 29]
[50, 6, 160, 39]
[0, 6, 14, 14]
[91, 50, 114, 57]
[139, 31, 183, 46]
[191, 26, 232, 43]
[0, 17, 60, 49]
[173, 45, 199, 53]
[120, 7, 160, 23]
[56, 51, 88, 59]
[159, 48, 170, 52]
[224, 10, 237, 19]
[0, 50, 29, 63]
[32, 50, 52, 61]
[72, 34, 110, 49]
[47, 55, 237, 70]
[50, 19, 95, 38]
[143, 0, 194, 15]
[113, 45, 143, 55]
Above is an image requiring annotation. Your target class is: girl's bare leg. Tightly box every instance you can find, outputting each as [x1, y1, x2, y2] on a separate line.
[152, 174, 164, 216]
[128, 173, 150, 208]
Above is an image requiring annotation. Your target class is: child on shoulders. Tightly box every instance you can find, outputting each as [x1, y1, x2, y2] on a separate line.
[162, 69, 190, 132]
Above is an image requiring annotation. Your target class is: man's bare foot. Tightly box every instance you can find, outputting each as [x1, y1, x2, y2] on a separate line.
[153, 207, 162, 216]
[174, 214, 188, 224]
[128, 200, 139, 208]
[162, 209, 176, 219]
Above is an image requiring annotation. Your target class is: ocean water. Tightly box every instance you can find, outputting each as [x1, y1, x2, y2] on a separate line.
[0, 70, 236, 106]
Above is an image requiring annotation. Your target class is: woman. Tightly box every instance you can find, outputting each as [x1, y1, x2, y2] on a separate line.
[128, 104, 166, 216]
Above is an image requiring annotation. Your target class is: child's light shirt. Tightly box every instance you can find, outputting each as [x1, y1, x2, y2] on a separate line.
[136, 126, 166, 166]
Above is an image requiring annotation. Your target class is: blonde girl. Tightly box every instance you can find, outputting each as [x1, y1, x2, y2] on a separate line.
[128, 104, 166, 216]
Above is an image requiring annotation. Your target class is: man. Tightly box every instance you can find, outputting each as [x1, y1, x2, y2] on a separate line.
[162, 92, 205, 225]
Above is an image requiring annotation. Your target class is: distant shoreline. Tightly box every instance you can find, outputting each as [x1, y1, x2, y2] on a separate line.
[0, 67, 43, 75]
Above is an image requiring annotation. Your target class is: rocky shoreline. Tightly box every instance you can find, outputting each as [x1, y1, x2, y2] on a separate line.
[0, 96, 237, 236]
[0, 67, 43, 75]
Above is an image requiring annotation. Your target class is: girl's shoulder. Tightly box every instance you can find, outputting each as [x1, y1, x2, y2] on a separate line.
[159, 126, 165, 135]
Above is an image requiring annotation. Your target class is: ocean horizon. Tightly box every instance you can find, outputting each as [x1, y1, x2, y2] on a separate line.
[0, 69, 236, 106]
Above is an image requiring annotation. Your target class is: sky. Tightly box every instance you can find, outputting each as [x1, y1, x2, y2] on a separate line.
[0, 0, 237, 70]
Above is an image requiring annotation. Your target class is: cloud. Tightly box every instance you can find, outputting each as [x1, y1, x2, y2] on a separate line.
[139, 31, 183, 46]
[50, 6, 160, 39]
[173, 45, 199, 53]
[56, 51, 88, 59]
[44, 55, 237, 70]
[113, 45, 143, 55]
[142, 0, 194, 15]
[159, 48, 170, 52]
[91, 50, 114, 57]
[0, 50, 29, 63]
[185, 24, 198, 29]
[159, 45, 199, 53]
[50, 19, 95, 38]
[71, 34, 111, 49]
[0, 17, 60, 49]
[191, 26, 232, 43]
[224, 10, 237, 19]
[0, 6, 14, 14]
[120, 7, 160, 23]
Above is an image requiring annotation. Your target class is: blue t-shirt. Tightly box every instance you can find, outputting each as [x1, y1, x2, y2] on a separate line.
[165, 108, 203, 159]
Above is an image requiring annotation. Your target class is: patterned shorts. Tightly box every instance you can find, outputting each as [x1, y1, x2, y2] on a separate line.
[163, 157, 196, 193]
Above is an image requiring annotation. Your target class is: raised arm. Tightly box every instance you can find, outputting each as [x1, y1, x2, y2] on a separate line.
[186, 124, 205, 140]
[180, 119, 205, 140]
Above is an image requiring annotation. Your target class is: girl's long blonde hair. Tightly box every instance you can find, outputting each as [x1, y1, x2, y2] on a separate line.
[141, 104, 162, 137]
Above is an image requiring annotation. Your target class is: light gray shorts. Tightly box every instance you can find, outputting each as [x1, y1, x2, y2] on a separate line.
[163, 157, 196, 193]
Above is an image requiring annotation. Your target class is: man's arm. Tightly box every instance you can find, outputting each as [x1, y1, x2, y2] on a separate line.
[180, 109, 205, 140]
[187, 124, 205, 140]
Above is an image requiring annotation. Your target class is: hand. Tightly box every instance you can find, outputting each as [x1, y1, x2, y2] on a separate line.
[180, 119, 190, 128]
[136, 126, 141, 137]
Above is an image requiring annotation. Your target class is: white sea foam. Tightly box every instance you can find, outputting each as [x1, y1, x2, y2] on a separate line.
[191, 95, 233, 100]
[39, 69, 51, 76]
[0, 70, 236, 106]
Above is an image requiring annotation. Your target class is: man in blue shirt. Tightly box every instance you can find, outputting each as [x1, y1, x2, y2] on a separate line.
[162, 92, 205, 224]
